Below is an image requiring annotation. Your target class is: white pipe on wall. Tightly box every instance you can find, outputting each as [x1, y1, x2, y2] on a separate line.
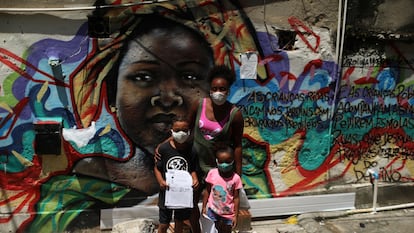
[0, 0, 169, 12]
[338, 0, 348, 68]
[348, 202, 414, 214]
[335, 0, 343, 64]
[327, 0, 348, 174]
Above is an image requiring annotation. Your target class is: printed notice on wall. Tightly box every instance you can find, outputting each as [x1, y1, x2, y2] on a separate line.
[165, 170, 193, 208]
[240, 52, 258, 79]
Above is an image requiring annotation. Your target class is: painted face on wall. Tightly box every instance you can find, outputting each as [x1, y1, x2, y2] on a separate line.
[115, 21, 212, 153]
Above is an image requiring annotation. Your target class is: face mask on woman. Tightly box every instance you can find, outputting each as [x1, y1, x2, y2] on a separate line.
[171, 130, 190, 143]
[210, 91, 227, 105]
[216, 159, 234, 173]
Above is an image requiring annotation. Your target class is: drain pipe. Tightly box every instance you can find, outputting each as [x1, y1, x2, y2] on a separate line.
[367, 169, 379, 213]
[327, 0, 348, 183]
[347, 202, 414, 214]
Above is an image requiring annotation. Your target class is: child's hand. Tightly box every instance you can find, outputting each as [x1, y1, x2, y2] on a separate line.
[159, 180, 168, 190]
[192, 177, 199, 190]
[232, 216, 238, 229]
[154, 145, 161, 162]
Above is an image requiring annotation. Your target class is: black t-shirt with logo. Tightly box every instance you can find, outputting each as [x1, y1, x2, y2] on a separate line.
[156, 141, 198, 208]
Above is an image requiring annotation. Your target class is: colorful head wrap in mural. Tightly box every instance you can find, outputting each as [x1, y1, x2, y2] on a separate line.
[73, 0, 267, 128]
[68, 0, 271, 199]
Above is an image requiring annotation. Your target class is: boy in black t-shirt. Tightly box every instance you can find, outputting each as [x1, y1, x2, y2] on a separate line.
[154, 116, 199, 233]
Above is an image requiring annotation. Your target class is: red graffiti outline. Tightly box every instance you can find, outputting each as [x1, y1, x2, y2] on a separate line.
[0, 48, 67, 87]
[288, 16, 320, 53]
[389, 42, 414, 72]
[0, 97, 30, 140]
[242, 134, 277, 197]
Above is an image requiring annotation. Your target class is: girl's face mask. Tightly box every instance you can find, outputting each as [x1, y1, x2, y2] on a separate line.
[216, 159, 234, 173]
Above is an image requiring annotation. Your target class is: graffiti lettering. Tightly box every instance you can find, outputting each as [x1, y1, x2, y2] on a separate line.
[339, 85, 361, 98]
[247, 90, 332, 104]
[308, 91, 331, 102]
[244, 117, 285, 129]
[286, 117, 320, 129]
[240, 105, 264, 117]
[361, 87, 396, 98]
[376, 117, 414, 129]
[247, 90, 306, 103]
[339, 147, 378, 164]
[340, 85, 414, 101]
[265, 106, 283, 115]
[354, 166, 402, 182]
[336, 101, 402, 115]
[396, 84, 414, 99]
[285, 106, 329, 118]
[380, 167, 401, 182]
[354, 167, 371, 182]
[343, 56, 384, 67]
[332, 130, 360, 143]
[364, 160, 378, 169]
[383, 133, 410, 144]
[336, 116, 374, 129]
[380, 147, 414, 160]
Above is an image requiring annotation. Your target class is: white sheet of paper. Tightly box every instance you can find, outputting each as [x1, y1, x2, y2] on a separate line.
[200, 214, 218, 233]
[165, 170, 193, 208]
[240, 52, 258, 79]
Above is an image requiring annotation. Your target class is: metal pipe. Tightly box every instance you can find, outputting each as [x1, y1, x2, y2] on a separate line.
[327, 0, 348, 180]
[372, 176, 378, 213]
[348, 202, 414, 214]
[335, 0, 343, 64]
[338, 0, 348, 67]
[0, 0, 170, 12]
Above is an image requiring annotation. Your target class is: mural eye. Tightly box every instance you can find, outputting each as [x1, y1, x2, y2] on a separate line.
[134, 73, 153, 82]
[127, 72, 155, 87]
[181, 73, 202, 81]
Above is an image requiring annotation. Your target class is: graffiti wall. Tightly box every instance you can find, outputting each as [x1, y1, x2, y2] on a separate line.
[0, 0, 413, 232]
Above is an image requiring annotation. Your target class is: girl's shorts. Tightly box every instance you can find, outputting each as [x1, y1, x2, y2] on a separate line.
[207, 208, 232, 225]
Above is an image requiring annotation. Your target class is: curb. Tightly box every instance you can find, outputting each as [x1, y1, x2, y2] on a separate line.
[297, 211, 350, 233]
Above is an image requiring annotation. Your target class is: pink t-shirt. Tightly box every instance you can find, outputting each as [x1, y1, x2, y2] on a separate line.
[205, 168, 242, 220]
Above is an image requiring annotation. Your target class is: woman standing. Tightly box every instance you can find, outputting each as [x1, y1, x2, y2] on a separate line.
[188, 65, 244, 233]
[189, 65, 244, 178]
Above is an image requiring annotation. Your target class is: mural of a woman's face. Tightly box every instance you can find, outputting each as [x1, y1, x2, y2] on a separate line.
[116, 21, 213, 153]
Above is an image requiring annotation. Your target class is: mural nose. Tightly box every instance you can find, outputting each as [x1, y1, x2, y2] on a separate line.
[150, 93, 183, 108]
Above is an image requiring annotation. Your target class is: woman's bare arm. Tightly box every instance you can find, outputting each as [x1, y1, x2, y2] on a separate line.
[231, 108, 244, 176]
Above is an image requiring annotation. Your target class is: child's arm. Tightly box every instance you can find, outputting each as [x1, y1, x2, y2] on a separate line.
[190, 171, 199, 190]
[154, 165, 168, 190]
[232, 188, 241, 229]
[154, 138, 171, 162]
[201, 183, 211, 215]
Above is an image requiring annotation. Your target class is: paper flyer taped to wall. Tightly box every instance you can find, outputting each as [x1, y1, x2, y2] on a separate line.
[240, 52, 258, 79]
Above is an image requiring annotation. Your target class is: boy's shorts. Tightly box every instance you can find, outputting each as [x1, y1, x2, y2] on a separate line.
[159, 207, 192, 224]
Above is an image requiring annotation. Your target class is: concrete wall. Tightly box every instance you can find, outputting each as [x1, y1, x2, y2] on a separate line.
[0, 0, 413, 232]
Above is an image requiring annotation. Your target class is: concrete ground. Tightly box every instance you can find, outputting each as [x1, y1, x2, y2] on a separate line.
[68, 184, 414, 232]
[74, 205, 414, 233]
[249, 206, 414, 233]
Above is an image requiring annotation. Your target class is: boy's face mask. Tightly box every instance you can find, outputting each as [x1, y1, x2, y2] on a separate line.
[171, 130, 190, 143]
[216, 159, 234, 173]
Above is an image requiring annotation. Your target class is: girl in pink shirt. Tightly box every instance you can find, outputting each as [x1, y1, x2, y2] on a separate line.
[202, 146, 242, 233]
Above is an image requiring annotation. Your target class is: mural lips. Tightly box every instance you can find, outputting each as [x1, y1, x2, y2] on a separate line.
[150, 113, 176, 133]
